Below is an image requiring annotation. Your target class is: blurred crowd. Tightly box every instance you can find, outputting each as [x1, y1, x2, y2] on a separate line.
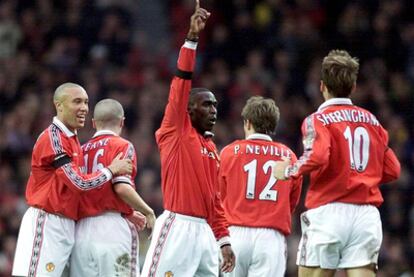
[0, 0, 413, 276]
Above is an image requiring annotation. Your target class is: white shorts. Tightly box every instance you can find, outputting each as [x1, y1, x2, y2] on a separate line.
[70, 212, 140, 277]
[141, 210, 219, 277]
[297, 202, 383, 269]
[12, 207, 75, 277]
[223, 226, 286, 277]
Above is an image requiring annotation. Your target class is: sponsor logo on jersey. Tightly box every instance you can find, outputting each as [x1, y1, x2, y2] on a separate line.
[201, 147, 217, 160]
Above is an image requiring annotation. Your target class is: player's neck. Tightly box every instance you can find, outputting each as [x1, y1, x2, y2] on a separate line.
[96, 127, 120, 135]
[322, 90, 335, 101]
[244, 129, 256, 139]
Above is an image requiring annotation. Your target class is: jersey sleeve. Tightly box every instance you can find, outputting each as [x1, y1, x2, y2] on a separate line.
[47, 126, 112, 193]
[288, 154, 303, 213]
[112, 142, 137, 187]
[381, 147, 401, 183]
[210, 148, 231, 243]
[218, 148, 229, 201]
[287, 114, 331, 178]
[378, 128, 401, 183]
[156, 41, 197, 140]
[207, 191, 230, 245]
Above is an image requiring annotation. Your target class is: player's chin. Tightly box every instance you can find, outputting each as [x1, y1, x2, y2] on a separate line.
[76, 120, 86, 128]
[205, 122, 215, 131]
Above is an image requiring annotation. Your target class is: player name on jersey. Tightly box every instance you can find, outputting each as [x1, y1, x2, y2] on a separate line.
[316, 109, 380, 126]
[233, 144, 291, 158]
[82, 138, 110, 151]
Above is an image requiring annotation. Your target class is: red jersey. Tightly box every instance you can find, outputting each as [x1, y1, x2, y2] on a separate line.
[219, 134, 302, 236]
[155, 42, 229, 240]
[26, 117, 113, 220]
[286, 98, 401, 209]
[78, 130, 137, 219]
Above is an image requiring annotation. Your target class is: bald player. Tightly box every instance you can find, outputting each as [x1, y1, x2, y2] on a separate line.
[12, 83, 132, 277]
[70, 99, 156, 276]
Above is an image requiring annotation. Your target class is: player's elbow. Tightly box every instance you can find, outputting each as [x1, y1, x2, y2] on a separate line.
[389, 165, 401, 182]
[382, 166, 401, 184]
[113, 182, 131, 197]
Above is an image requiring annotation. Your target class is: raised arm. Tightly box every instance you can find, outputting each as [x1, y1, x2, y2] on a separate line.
[156, 0, 210, 140]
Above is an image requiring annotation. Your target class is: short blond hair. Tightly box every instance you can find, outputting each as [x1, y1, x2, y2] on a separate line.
[321, 50, 359, 97]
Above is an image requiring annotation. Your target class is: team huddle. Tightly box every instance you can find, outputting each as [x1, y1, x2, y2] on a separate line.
[11, 1, 401, 277]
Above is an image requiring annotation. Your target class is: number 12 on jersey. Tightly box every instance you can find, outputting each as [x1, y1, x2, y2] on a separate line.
[243, 159, 278, 201]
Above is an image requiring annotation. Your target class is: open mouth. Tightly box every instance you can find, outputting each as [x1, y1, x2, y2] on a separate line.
[208, 118, 216, 124]
[77, 115, 86, 122]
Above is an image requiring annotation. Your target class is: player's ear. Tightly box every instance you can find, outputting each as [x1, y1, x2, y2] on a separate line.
[187, 104, 194, 115]
[92, 119, 96, 129]
[244, 119, 251, 131]
[351, 82, 356, 94]
[54, 100, 62, 113]
[319, 80, 324, 93]
[120, 117, 125, 128]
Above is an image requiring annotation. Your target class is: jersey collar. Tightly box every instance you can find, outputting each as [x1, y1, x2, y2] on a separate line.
[317, 98, 353, 112]
[246, 133, 272, 141]
[93, 130, 118, 138]
[53, 117, 76, 137]
[204, 131, 214, 138]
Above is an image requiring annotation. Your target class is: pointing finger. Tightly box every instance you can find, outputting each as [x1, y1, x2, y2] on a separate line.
[195, 0, 200, 11]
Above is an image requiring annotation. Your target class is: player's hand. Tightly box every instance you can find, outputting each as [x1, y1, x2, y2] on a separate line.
[187, 0, 211, 40]
[126, 211, 147, 231]
[145, 211, 156, 230]
[108, 153, 133, 176]
[220, 245, 235, 273]
[145, 211, 156, 240]
[272, 157, 290, 180]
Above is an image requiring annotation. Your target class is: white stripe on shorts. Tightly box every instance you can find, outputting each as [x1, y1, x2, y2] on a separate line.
[28, 209, 46, 277]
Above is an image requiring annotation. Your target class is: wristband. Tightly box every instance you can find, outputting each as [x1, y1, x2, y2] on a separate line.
[185, 37, 199, 42]
[220, 243, 231, 248]
[105, 167, 114, 179]
[217, 236, 231, 248]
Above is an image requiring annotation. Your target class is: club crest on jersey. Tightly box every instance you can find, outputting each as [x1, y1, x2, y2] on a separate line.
[46, 262, 55, 272]
[165, 271, 174, 277]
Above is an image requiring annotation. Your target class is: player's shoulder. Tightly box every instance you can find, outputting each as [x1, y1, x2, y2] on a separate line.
[272, 141, 297, 158]
[111, 135, 131, 145]
[353, 105, 377, 117]
[303, 111, 320, 122]
[220, 140, 244, 154]
[272, 141, 293, 151]
[36, 124, 61, 144]
[106, 136, 135, 154]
